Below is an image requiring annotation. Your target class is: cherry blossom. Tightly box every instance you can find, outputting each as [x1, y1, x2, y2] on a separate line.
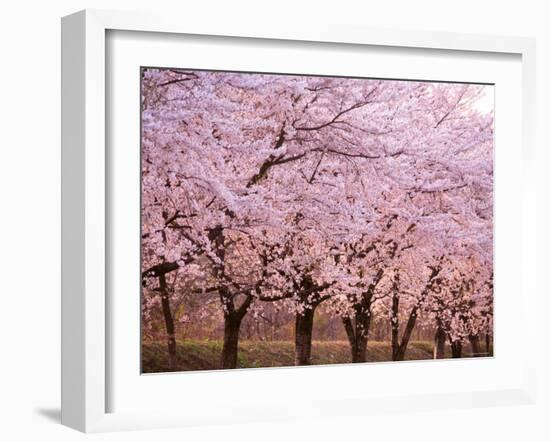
[141, 68, 493, 369]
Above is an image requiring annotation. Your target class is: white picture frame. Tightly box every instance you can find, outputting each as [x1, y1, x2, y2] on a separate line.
[61, 9, 537, 433]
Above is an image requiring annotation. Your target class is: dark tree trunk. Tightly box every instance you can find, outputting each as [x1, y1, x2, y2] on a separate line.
[221, 313, 242, 369]
[291, 274, 333, 366]
[295, 307, 316, 365]
[391, 270, 417, 361]
[393, 305, 418, 361]
[469, 334, 481, 357]
[391, 284, 400, 361]
[207, 226, 249, 370]
[342, 270, 382, 364]
[352, 331, 367, 363]
[342, 313, 369, 363]
[219, 289, 253, 369]
[433, 325, 446, 359]
[393, 265, 441, 361]
[485, 333, 492, 355]
[450, 339, 463, 358]
[343, 317, 357, 360]
[158, 273, 177, 371]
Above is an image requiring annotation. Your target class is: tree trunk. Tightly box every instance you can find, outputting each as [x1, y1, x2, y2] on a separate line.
[159, 273, 177, 371]
[450, 339, 462, 358]
[391, 270, 423, 362]
[469, 334, 481, 357]
[391, 287, 400, 360]
[292, 274, 332, 366]
[295, 307, 316, 365]
[352, 333, 367, 363]
[342, 291, 372, 363]
[341, 270, 383, 363]
[219, 289, 253, 369]
[393, 305, 418, 361]
[485, 333, 492, 355]
[393, 264, 441, 361]
[221, 313, 242, 369]
[433, 326, 446, 359]
[343, 317, 357, 361]
[343, 317, 368, 363]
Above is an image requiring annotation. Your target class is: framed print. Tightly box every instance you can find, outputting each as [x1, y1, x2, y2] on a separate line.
[61, 9, 537, 433]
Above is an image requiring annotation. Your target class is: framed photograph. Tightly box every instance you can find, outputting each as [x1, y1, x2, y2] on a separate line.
[61, 9, 537, 432]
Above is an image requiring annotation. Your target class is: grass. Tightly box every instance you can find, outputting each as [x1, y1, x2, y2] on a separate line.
[142, 339, 489, 373]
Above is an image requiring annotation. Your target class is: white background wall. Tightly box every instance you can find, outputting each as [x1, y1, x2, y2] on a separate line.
[0, 1, 547, 440]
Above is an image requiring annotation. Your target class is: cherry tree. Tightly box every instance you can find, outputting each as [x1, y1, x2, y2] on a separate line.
[141, 67, 494, 370]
